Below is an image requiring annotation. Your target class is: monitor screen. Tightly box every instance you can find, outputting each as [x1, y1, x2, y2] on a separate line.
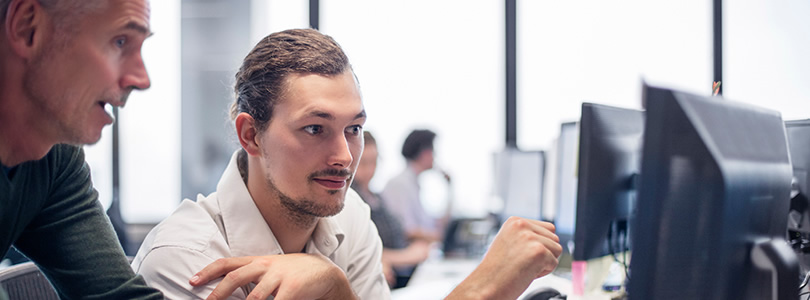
[493, 148, 546, 221]
[628, 84, 798, 300]
[555, 121, 579, 251]
[572, 103, 644, 261]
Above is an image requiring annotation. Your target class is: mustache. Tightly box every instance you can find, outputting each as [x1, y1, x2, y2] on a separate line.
[119, 89, 133, 106]
[308, 168, 352, 180]
[100, 88, 133, 107]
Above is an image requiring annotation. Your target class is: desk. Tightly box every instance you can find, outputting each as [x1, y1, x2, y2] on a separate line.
[391, 258, 574, 300]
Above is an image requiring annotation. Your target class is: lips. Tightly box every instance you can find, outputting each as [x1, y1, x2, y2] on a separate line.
[96, 101, 115, 124]
[313, 178, 347, 189]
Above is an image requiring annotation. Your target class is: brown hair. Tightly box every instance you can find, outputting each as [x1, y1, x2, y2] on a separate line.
[230, 28, 352, 132]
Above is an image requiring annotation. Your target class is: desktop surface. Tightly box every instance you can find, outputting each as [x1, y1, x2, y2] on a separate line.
[391, 257, 574, 300]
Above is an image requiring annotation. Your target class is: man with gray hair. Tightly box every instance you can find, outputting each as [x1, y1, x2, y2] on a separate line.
[0, 0, 161, 298]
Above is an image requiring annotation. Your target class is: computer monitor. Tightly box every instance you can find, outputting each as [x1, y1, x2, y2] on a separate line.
[628, 84, 798, 300]
[555, 121, 579, 252]
[785, 120, 810, 274]
[493, 148, 546, 221]
[572, 103, 644, 261]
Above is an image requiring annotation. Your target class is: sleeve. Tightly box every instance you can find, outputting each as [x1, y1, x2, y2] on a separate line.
[135, 246, 245, 300]
[344, 197, 391, 300]
[12, 145, 163, 300]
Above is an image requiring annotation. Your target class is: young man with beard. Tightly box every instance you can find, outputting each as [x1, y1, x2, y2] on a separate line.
[133, 28, 562, 300]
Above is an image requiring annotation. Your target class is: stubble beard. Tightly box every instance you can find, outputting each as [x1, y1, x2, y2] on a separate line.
[23, 44, 82, 144]
[267, 175, 346, 229]
[23, 33, 132, 145]
[22, 40, 125, 146]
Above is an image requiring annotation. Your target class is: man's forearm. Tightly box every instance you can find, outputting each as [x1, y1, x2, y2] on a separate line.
[445, 266, 501, 300]
[321, 267, 359, 300]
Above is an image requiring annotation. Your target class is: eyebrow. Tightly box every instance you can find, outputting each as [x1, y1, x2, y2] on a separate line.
[125, 21, 154, 38]
[307, 110, 366, 121]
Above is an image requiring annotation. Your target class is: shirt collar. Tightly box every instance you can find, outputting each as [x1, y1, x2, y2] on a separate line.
[216, 150, 345, 257]
[1, 164, 15, 180]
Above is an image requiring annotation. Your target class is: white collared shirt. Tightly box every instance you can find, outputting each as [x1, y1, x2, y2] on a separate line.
[131, 151, 389, 299]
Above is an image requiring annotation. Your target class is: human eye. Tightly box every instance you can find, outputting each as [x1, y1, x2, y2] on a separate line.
[346, 125, 363, 136]
[114, 36, 127, 48]
[303, 125, 323, 135]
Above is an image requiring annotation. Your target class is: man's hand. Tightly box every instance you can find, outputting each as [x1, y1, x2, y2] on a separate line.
[447, 216, 562, 300]
[189, 254, 357, 300]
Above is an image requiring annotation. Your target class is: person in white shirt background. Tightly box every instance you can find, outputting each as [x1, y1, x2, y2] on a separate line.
[382, 129, 449, 243]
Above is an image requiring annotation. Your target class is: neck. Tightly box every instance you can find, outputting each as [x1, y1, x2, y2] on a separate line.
[245, 158, 317, 254]
[408, 161, 428, 175]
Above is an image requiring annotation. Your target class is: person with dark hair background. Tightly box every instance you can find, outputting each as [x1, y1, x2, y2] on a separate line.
[382, 129, 447, 242]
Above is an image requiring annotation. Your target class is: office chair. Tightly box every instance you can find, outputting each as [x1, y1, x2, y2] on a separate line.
[0, 256, 136, 299]
[0, 262, 59, 299]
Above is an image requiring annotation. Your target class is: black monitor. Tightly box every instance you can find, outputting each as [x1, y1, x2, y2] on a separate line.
[628, 84, 798, 300]
[785, 120, 810, 275]
[572, 103, 644, 261]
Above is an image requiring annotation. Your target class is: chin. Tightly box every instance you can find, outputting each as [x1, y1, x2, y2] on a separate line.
[78, 132, 104, 146]
[70, 122, 107, 145]
[324, 191, 347, 207]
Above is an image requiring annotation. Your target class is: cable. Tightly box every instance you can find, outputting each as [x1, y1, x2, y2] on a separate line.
[622, 230, 630, 280]
[608, 221, 630, 280]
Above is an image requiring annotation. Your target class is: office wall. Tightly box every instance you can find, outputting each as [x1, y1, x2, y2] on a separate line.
[178, 0, 251, 209]
[517, 0, 713, 152]
[84, 0, 810, 224]
[319, 1, 505, 217]
[724, 0, 810, 120]
[85, 0, 182, 223]
[121, 0, 182, 223]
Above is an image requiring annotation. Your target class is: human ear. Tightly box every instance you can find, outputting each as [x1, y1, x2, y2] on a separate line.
[235, 113, 261, 156]
[4, 0, 47, 59]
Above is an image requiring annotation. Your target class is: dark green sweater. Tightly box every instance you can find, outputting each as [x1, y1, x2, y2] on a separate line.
[1, 144, 162, 299]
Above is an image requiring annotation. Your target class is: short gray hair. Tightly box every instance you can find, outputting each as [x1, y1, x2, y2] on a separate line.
[1, 0, 104, 31]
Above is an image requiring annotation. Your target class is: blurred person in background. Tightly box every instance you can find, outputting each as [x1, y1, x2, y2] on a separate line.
[352, 131, 431, 288]
[382, 129, 449, 242]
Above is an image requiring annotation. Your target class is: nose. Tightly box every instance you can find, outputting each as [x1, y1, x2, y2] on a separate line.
[120, 52, 151, 91]
[328, 135, 354, 168]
